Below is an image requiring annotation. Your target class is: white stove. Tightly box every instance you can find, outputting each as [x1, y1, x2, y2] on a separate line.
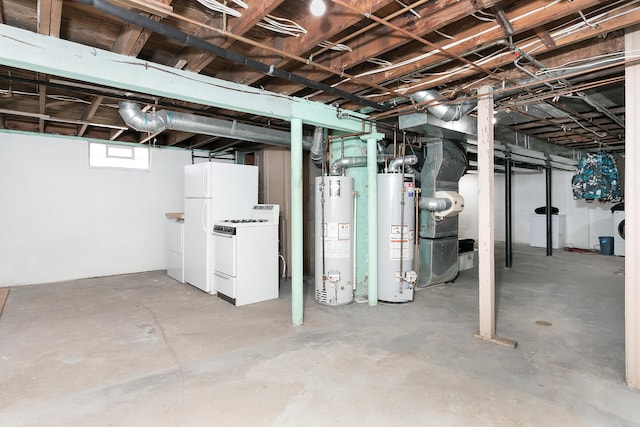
[212, 204, 280, 306]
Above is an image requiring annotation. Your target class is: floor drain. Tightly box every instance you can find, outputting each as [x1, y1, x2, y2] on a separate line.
[536, 320, 552, 326]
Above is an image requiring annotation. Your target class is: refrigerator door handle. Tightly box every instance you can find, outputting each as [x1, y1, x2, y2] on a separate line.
[202, 199, 208, 234]
[203, 162, 210, 198]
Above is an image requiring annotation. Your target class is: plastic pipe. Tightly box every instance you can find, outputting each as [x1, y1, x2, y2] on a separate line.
[291, 117, 304, 325]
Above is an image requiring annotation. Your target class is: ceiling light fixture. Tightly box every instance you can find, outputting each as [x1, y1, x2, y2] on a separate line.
[310, 0, 326, 17]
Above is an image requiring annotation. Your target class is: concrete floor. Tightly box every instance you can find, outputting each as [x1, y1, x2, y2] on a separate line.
[0, 244, 637, 426]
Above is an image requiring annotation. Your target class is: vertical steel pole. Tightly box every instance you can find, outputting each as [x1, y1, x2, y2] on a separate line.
[291, 117, 304, 325]
[366, 135, 378, 306]
[545, 160, 552, 256]
[505, 153, 513, 268]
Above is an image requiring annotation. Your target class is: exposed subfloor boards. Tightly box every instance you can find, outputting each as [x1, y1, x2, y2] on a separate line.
[0, 244, 637, 425]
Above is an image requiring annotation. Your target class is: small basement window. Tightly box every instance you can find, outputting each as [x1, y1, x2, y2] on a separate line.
[89, 142, 150, 170]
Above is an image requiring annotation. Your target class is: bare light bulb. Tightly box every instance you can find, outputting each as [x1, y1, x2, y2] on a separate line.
[310, 0, 326, 16]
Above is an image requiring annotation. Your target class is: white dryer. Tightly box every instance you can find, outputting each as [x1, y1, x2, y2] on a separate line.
[613, 210, 625, 256]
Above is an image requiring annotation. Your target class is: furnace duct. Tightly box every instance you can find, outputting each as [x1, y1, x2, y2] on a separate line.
[388, 154, 418, 172]
[416, 139, 468, 287]
[409, 90, 474, 122]
[309, 126, 325, 165]
[118, 101, 316, 149]
[418, 197, 451, 212]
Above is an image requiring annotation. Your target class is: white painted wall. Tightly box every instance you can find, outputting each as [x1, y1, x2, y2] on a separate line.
[459, 169, 616, 249]
[0, 132, 192, 286]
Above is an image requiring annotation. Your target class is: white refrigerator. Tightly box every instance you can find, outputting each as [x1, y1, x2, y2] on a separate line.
[183, 162, 258, 294]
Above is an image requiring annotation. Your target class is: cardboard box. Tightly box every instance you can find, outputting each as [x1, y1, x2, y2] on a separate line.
[458, 250, 478, 271]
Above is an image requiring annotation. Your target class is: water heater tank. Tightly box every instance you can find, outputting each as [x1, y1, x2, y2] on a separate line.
[315, 176, 354, 306]
[377, 173, 417, 303]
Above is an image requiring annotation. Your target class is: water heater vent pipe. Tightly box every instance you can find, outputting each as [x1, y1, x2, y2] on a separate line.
[388, 154, 418, 172]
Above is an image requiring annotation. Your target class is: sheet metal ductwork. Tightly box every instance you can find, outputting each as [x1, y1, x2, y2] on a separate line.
[410, 90, 474, 122]
[309, 127, 325, 165]
[417, 139, 467, 287]
[388, 155, 418, 172]
[419, 197, 451, 212]
[118, 101, 313, 148]
[328, 154, 394, 176]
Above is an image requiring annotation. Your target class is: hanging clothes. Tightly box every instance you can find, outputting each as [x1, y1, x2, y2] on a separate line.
[571, 151, 622, 202]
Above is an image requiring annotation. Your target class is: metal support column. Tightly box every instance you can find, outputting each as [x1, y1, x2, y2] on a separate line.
[505, 152, 513, 268]
[545, 159, 552, 256]
[291, 117, 304, 325]
[365, 135, 379, 306]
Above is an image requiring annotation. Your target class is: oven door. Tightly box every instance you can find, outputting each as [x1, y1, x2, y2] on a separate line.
[212, 231, 236, 276]
[212, 231, 236, 299]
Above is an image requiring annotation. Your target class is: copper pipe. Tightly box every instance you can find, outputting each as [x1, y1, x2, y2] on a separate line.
[310, 0, 432, 60]
[152, 7, 412, 103]
[371, 58, 637, 120]
[330, 0, 503, 82]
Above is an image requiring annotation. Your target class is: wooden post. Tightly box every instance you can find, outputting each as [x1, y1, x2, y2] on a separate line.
[625, 26, 640, 390]
[0, 288, 9, 318]
[477, 85, 496, 339]
[475, 85, 517, 348]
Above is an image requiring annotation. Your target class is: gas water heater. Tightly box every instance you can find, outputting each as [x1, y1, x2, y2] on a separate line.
[377, 173, 417, 302]
[315, 175, 354, 306]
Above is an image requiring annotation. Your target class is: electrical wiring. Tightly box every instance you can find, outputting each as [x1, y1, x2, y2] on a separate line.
[535, 50, 640, 76]
[434, 30, 455, 40]
[256, 15, 307, 37]
[196, 0, 247, 18]
[366, 58, 393, 67]
[471, 12, 496, 22]
[0, 89, 91, 105]
[388, 0, 636, 95]
[525, 0, 640, 55]
[317, 40, 352, 52]
[395, 0, 420, 18]
[343, 1, 564, 80]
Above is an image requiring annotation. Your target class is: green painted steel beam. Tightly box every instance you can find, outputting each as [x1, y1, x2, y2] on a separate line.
[290, 118, 304, 326]
[0, 24, 367, 133]
[364, 133, 384, 306]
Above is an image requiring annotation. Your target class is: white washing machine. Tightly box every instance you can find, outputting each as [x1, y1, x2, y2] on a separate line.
[613, 210, 625, 256]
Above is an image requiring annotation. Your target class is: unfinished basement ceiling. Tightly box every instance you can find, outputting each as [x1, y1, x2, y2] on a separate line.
[0, 0, 636, 154]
